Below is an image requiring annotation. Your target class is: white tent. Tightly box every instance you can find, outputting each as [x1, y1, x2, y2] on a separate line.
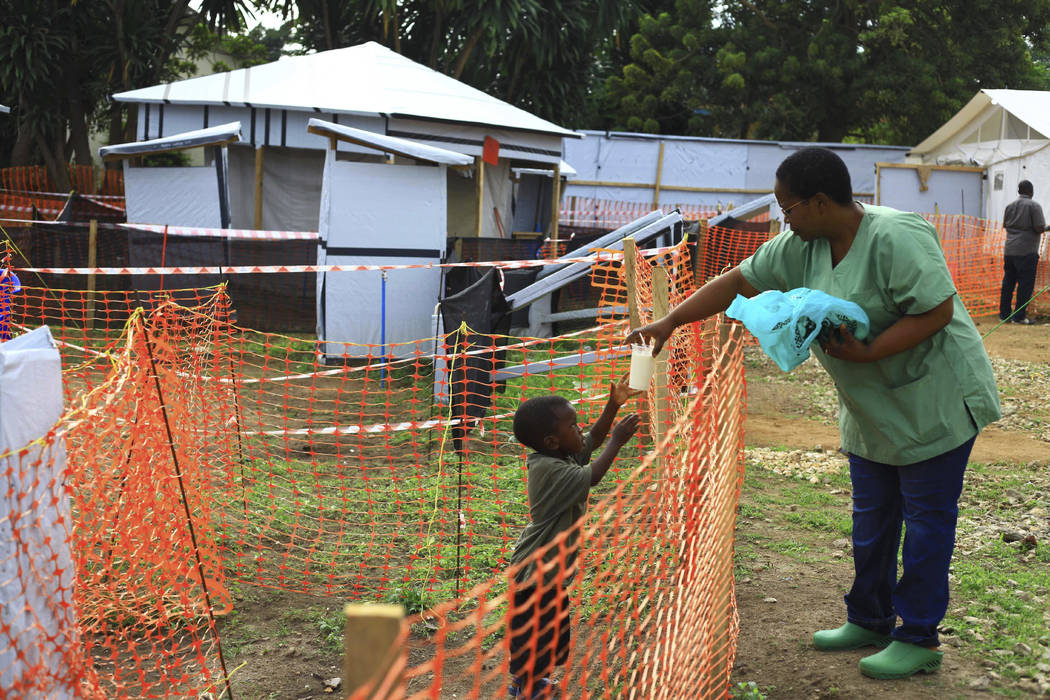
[907, 89, 1050, 219]
[111, 42, 579, 236]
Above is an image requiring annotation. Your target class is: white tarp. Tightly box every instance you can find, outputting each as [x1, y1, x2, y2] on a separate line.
[124, 163, 222, 227]
[0, 326, 74, 699]
[877, 166, 983, 217]
[114, 42, 576, 139]
[317, 159, 447, 358]
[563, 131, 910, 207]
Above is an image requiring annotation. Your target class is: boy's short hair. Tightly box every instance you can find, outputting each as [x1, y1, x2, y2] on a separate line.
[513, 395, 571, 451]
[1019, 179, 1034, 196]
[775, 147, 853, 205]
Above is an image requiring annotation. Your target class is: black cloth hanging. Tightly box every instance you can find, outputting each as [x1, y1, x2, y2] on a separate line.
[439, 268, 511, 454]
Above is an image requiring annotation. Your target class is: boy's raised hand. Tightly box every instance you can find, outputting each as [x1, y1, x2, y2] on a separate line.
[610, 371, 643, 406]
[611, 413, 640, 444]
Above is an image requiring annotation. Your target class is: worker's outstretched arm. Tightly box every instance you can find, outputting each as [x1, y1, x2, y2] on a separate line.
[625, 267, 759, 355]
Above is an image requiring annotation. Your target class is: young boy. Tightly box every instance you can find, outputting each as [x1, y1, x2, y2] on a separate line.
[507, 375, 640, 698]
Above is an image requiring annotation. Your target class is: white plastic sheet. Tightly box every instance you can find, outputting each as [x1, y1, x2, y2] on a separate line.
[0, 326, 74, 699]
[124, 163, 222, 227]
[317, 159, 447, 358]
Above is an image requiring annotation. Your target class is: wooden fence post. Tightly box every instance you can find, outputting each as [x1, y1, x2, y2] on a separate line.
[253, 146, 265, 230]
[651, 266, 671, 467]
[344, 603, 406, 699]
[652, 141, 665, 210]
[87, 219, 97, 329]
[622, 237, 641, 331]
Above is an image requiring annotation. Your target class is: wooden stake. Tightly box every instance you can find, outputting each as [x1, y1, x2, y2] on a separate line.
[652, 141, 665, 210]
[696, 220, 709, 283]
[622, 237, 641, 331]
[343, 603, 406, 699]
[474, 156, 485, 237]
[550, 162, 561, 245]
[651, 266, 670, 469]
[86, 219, 97, 329]
[253, 146, 265, 230]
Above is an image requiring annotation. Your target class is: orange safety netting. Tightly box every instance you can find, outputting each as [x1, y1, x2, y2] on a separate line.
[3, 208, 1049, 698]
[0, 165, 125, 198]
[1, 236, 748, 698]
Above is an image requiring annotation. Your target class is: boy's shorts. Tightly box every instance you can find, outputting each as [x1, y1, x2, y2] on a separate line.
[508, 579, 571, 687]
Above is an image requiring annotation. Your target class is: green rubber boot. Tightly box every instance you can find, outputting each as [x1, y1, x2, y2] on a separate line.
[858, 641, 943, 679]
[813, 622, 893, 651]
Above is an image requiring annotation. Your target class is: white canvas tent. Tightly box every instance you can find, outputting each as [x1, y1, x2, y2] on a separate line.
[905, 89, 1050, 219]
[111, 41, 579, 236]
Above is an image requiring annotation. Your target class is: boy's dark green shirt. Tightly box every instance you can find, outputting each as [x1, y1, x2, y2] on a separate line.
[510, 433, 594, 584]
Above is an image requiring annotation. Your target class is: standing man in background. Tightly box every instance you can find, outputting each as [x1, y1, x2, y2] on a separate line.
[1000, 179, 1047, 324]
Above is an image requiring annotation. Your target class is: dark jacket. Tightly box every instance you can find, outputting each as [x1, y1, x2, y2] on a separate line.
[1003, 194, 1046, 256]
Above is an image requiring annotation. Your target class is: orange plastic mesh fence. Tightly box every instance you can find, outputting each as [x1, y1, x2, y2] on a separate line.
[4, 208, 1046, 697]
[2, 241, 747, 697]
[0, 165, 125, 197]
[925, 213, 1050, 317]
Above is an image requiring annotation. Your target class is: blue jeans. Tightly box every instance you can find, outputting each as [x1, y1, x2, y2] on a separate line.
[845, 436, 975, 647]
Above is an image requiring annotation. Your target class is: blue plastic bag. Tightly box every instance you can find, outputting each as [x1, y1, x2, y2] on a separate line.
[0, 270, 21, 342]
[725, 287, 869, 372]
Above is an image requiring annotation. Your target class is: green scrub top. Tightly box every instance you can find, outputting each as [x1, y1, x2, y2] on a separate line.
[738, 204, 1001, 466]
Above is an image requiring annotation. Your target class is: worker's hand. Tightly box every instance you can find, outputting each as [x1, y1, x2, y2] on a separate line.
[625, 316, 675, 357]
[819, 324, 874, 363]
[610, 413, 640, 445]
[610, 371, 643, 406]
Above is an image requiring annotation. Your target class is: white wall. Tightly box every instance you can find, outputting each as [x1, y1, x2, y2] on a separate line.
[124, 163, 221, 227]
[317, 158, 447, 358]
[562, 132, 910, 208]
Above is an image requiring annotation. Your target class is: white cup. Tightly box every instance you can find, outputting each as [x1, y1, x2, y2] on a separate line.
[628, 344, 656, 391]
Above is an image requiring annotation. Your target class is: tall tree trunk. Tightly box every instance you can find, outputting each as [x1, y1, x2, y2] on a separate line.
[10, 126, 34, 166]
[452, 23, 487, 80]
[36, 129, 71, 192]
[427, 2, 446, 68]
[66, 85, 93, 166]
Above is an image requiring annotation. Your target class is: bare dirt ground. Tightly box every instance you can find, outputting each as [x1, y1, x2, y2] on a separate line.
[730, 313, 1050, 700]
[215, 313, 1050, 699]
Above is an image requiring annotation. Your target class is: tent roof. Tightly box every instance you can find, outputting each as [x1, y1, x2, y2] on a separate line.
[911, 89, 1050, 156]
[99, 122, 241, 160]
[113, 42, 578, 139]
[307, 118, 472, 165]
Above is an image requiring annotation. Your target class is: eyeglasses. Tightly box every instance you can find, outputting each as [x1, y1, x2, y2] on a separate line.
[780, 198, 809, 217]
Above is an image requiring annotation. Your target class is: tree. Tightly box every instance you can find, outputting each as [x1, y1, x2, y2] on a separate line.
[607, 0, 1050, 144]
[0, 0, 256, 187]
[268, 0, 637, 126]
